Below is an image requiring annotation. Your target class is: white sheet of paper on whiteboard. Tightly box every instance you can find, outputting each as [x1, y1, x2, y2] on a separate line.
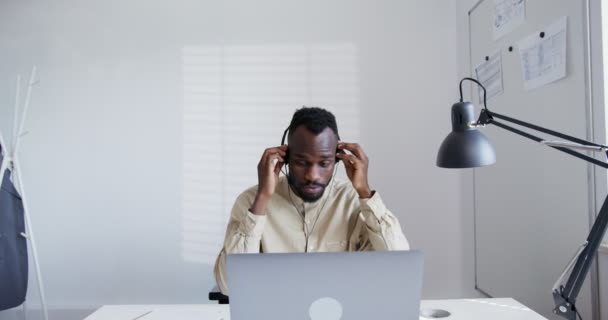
[493, 0, 525, 40]
[517, 16, 568, 91]
[475, 50, 504, 103]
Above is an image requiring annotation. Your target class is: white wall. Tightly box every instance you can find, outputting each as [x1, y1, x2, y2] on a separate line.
[597, 1, 608, 319]
[0, 1, 470, 319]
[358, 1, 472, 300]
[591, 1, 607, 318]
[600, 246, 608, 320]
[455, 0, 482, 303]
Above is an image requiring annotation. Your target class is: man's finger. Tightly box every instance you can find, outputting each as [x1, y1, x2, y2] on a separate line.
[264, 147, 287, 156]
[336, 152, 359, 167]
[267, 154, 284, 167]
[273, 158, 284, 175]
[262, 147, 287, 162]
[340, 157, 353, 171]
[338, 142, 367, 160]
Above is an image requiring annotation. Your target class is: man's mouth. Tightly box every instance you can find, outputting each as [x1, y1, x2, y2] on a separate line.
[301, 185, 322, 194]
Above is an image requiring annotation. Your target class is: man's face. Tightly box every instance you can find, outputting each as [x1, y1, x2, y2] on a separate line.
[287, 126, 338, 202]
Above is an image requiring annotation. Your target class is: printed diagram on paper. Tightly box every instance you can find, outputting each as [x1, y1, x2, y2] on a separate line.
[493, 0, 525, 40]
[517, 16, 567, 90]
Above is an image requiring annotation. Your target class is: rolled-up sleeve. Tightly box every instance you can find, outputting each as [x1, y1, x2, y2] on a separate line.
[356, 191, 410, 251]
[214, 192, 266, 294]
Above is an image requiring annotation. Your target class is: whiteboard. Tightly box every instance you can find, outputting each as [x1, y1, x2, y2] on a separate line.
[469, 0, 595, 319]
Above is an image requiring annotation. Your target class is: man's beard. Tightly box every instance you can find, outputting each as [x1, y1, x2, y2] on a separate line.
[289, 177, 328, 202]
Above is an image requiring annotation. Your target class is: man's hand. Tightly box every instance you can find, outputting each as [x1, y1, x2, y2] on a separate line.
[250, 145, 288, 215]
[336, 142, 372, 198]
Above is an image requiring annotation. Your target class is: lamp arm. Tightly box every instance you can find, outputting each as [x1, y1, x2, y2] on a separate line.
[481, 110, 608, 156]
[479, 110, 608, 169]
[551, 192, 608, 319]
[475, 109, 608, 320]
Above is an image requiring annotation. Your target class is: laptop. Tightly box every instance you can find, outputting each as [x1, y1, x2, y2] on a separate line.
[226, 250, 423, 320]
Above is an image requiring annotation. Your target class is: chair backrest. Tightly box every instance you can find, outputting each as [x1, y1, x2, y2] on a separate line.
[208, 286, 229, 304]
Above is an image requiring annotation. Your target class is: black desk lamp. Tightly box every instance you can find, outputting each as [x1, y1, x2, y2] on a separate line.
[437, 77, 608, 320]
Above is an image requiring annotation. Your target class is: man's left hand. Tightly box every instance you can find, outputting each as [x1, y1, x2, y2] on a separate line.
[336, 142, 373, 198]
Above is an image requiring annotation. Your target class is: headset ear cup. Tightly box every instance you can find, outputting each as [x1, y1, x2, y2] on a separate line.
[335, 148, 345, 163]
[281, 127, 290, 164]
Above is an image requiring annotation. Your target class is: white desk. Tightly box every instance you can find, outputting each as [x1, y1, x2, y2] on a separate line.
[84, 298, 547, 319]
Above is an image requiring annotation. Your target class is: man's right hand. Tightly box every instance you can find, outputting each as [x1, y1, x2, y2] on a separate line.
[250, 145, 288, 215]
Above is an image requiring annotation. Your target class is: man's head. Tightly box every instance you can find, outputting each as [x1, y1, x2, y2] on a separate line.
[285, 107, 340, 202]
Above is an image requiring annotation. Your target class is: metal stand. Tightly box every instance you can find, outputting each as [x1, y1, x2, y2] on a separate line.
[0, 67, 49, 320]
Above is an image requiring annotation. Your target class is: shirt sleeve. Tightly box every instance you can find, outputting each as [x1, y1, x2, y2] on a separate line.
[354, 191, 410, 251]
[214, 191, 266, 295]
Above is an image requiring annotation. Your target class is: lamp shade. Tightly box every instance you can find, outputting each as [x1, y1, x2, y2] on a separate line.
[436, 102, 496, 168]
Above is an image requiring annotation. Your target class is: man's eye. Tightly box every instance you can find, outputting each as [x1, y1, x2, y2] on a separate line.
[294, 160, 307, 166]
[320, 161, 332, 168]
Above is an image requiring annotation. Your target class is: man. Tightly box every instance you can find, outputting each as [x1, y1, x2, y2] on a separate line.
[214, 107, 409, 294]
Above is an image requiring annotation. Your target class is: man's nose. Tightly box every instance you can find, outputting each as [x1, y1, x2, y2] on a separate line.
[304, 165, 321, 182]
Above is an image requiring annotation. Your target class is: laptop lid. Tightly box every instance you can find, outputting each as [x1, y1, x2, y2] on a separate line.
[227, 250, 423, 320]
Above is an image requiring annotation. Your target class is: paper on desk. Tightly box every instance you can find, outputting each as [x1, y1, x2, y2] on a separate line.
[475, 50, 504, 103]
[493, 0, 525, 40]
[133, 306, 229, 320]
[517, 16, 567, 91]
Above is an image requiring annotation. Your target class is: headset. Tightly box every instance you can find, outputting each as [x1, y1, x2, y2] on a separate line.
[280, 127, 344, 164]
[280, 126, 345, 186]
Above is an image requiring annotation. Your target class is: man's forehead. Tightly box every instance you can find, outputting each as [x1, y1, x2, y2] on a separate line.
[288, 127, 338, 149]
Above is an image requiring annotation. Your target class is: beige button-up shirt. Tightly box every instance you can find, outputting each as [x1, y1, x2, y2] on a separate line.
[214, 176, 410, 294]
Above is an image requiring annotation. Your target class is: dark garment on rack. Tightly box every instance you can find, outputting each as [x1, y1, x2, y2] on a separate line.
[0, 147, 28, 310]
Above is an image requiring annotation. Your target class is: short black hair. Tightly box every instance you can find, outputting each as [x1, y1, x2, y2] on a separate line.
[288, 106, 340, 139]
